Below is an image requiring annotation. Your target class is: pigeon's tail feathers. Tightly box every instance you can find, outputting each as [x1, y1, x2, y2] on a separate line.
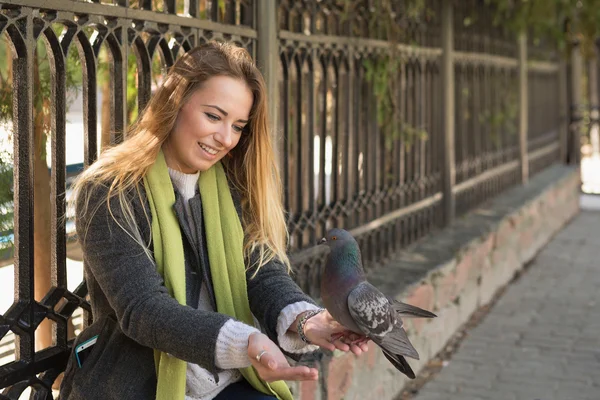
[379, 325, 420, 360]
[381, 348, 416, 379]
[391, 300, 437, 319]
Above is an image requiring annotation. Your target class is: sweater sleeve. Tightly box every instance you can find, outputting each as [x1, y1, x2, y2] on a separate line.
[214, 320, 260, 369]
[76, 183, 231, 375]
[276, 301, 321, 354]
[245, 254, 320, 355]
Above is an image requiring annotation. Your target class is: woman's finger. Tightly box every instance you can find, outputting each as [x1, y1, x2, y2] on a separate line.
[256, 350, 278, 370]
[349, 344, 362, 356]
[333, 339, 350, 352]
[313, 338, 336, 352]
[260, 365, 318, 382]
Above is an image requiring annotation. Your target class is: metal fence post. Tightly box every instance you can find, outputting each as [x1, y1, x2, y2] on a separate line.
[13, 11, 36, 364]
[569, 41, 583, 165]
[256, 0, 279, 158]
[442, 1, 455, 225]
[587, 56, 599, 156]
[558, 56, 569, 164]
[518, 32, 529, 183]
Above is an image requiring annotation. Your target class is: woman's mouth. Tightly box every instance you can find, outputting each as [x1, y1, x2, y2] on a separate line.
[198, 143, 219, 156]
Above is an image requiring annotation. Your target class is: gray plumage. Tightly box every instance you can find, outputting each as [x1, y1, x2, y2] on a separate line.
[319, 228, 436, 379]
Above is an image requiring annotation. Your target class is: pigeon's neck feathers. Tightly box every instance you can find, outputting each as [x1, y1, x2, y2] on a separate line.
[328, 240, 365, 278]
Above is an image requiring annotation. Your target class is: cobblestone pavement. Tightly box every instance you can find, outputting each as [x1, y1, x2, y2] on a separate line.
[414, 211, 600, 400]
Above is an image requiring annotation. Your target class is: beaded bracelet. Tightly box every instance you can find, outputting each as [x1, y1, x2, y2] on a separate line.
[297, 308, 325, 344]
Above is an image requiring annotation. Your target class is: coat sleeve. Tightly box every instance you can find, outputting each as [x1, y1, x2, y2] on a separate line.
[77, 183, 233, 374]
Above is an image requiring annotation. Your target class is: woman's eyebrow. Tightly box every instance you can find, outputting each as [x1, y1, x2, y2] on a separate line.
[203, 104, 248, 123]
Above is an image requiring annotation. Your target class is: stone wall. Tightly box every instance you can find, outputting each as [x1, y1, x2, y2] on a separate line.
[288, 165, 581, 400]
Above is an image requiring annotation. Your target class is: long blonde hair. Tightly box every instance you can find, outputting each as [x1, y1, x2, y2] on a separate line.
[72, 41, 290, 272]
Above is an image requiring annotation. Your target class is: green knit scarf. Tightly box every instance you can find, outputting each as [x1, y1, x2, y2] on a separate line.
[143, 151, 292, 400]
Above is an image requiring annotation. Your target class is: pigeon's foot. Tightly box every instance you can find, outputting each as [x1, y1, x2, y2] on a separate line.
[329, 331, 347, 342]
[349, 335, 369, 346]
[330, 330, 368, 345]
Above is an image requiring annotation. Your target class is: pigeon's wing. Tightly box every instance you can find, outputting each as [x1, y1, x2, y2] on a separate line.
[381, 348, 416, 379]
[391, 300, 437, 319]
[380, 324, 419, 359]
[347, 281, 396, 340]
[348, 283, 420, 360]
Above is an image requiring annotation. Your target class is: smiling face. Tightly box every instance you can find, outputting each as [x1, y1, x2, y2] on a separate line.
[163, 75, 253, 173]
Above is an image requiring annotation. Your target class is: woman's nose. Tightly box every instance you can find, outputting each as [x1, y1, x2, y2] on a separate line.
[215, 126, 233, 148]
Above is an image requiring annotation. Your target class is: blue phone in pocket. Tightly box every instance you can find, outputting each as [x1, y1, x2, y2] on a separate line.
[75, 335, 99, 368]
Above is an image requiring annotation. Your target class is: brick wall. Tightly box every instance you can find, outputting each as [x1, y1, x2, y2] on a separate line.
[288, 165, 581, 400]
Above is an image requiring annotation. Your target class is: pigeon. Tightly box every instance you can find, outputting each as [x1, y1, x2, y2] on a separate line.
[319, 228, 436, 379]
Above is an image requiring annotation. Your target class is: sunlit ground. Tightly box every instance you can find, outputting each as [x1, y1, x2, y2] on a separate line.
[582, 123, 600, 194]
[582, 154, 600, 194]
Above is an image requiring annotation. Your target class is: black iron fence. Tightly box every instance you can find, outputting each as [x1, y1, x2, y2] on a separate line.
[0, 0, 567, 397]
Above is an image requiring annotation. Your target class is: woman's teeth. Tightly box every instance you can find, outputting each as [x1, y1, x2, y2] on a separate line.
[200, 143, 218, 155]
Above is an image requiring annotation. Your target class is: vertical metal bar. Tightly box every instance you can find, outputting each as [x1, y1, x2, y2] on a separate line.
[558, 56, 569, 163]
[113, 27, 128, 143]
[185, 0, 199, 18]
[308, 52, 316, 244]
[332, 60, 342, 227]
[12, 15, 36, 363]
[456, 65, 465, 184]
[371, 62, 380, 221]
[441, 1, 455, 225]
[48, 31, 68, 348]
[224, 0, 235, 24]
[281, 53, 290, 213]
[419, 61, 426, 202]
[241, 0, 253, 26]
[256, 0, 279, 161]
[295, 57, 303, 247]
[356, 60, 365, 227]
[329, 64, 339, 228]
[345, 52, 355, 229]
[569, 41, 583, 165]
[165, 0, 176, 14]
[471, 66, 479, 176]
[588, 57, 598, 157]
[362, 64, 369, 226]
[139, 0, 152, 10]
[406, 64, 414, 209]
[210, 0, 219, 21]
[399, 62, 406, 211]
[80, 33, 98, 167]
[318, 58, 327, 237]
[518, 32, 529, 183]
[496, 69, 504, 162]
[136, 45, 151, 115]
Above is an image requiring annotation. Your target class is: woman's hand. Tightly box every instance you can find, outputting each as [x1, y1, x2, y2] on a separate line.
[247, 332, 318, 382]
[301, 310, 369, 355]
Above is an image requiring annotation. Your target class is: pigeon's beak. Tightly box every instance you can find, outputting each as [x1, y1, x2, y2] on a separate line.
[319, 237, 327, 245]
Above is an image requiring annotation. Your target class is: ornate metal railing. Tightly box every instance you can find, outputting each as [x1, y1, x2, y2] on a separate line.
[0, 0, 566, 397]
[0, 1, 258, 397]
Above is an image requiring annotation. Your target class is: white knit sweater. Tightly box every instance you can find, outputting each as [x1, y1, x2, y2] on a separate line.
[167, 169, 319, 400]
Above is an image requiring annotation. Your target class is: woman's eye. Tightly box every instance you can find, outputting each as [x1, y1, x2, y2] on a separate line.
[205, 113, 219, 121]
[233, 125, 244, 133]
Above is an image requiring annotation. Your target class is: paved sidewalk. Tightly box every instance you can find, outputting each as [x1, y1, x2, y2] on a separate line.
[414, 211, 600, 400]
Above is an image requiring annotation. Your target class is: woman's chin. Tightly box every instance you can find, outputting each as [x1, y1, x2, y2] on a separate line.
[193, 158, 220, 172]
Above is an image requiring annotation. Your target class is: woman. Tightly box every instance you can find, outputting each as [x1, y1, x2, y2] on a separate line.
[59, 41, 367, 400]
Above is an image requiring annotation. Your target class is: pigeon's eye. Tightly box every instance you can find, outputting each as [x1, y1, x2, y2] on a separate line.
[331, 236, 337, 240]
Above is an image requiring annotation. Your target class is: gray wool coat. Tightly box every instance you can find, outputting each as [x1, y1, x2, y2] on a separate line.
[58, 181, 316, 400]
